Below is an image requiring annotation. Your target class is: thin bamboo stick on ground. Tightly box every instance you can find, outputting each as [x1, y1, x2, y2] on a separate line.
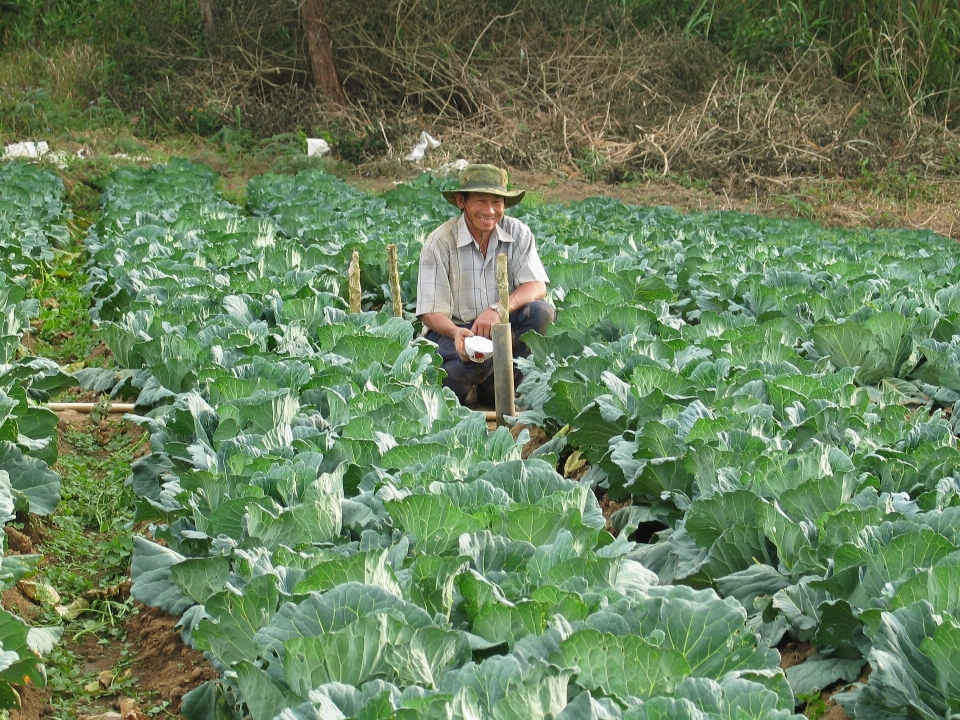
[47, 403, 137, 413]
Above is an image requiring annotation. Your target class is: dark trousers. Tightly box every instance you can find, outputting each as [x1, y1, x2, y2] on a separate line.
[425, 300, 555, 405]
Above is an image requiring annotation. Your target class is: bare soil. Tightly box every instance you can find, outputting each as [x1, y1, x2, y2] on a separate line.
[8, 600, 216, 720]
[118, 604, 219, 712]
[2, 408, 215, 720]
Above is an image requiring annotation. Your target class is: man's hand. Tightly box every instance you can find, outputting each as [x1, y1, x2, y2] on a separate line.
[421, 312, 477, 361]
[470, 307, 501, 340]
[452, 327, 474, 362]
[469, 280, 546, 339]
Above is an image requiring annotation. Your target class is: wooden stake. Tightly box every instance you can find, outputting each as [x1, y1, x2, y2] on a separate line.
[348, 250, 361, 313]
[492, 254, 515, 425]
[387, 244, 403, 317]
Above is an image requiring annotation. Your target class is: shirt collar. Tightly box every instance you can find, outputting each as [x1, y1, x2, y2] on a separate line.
[455, 215, 514, 248]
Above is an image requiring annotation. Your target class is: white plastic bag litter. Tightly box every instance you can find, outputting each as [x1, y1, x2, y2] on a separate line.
[46, 151, 69, 169]
[307, 138, 331, 156]
[433, 159, 470, 177]
[405, 131, 441, 162]
[4, 141, 49, 159]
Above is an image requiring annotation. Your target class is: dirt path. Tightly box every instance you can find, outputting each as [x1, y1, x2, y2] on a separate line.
[4, 409, 216, 720]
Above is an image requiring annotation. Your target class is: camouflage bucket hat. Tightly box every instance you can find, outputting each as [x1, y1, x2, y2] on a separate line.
[441, 164, 525, 208]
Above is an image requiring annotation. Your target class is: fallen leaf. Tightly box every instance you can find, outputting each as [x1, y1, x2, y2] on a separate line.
[56, 597, 90, 620]
[119, 697, 147, 720]
[18, 580, 61, 605]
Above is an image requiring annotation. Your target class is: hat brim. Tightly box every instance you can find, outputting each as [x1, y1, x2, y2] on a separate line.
[442, 188, 525, 209]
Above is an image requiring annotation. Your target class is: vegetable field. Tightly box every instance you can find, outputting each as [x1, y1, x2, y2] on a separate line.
[5, 157, 960, 719]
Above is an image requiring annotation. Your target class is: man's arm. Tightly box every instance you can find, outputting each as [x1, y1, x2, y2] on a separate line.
[420, 312, 474, 361]
[421, 280, 546, 359]
[469, 280, 546, 339]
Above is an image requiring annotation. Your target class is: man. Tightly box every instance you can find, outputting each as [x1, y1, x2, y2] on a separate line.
[417, 163, 555, 405]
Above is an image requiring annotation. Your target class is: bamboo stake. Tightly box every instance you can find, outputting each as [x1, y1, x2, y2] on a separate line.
[47, 403, 136, 413]
[348, 250, 361, 313]
[48, 402, 495, 421]
[492, 254, 515, 425]
[387, 244, 403, 317]
[497, 253, 510, 325]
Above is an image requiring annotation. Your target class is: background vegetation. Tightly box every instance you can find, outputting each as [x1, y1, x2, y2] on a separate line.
[0, 0, 958, 186]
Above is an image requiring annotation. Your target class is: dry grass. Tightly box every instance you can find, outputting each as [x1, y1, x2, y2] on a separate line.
[0, 44, 105, 105]
[141, 0, 959, 190]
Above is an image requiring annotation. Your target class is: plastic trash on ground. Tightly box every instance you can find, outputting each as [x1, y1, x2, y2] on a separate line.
[307, 138, 331, 156]
[46, 151, 69, 169]
[405, 131, 441, 162]
[111, 152, 151, 163]
[4, 141, 49, 159]
[433, 159, 470, 177]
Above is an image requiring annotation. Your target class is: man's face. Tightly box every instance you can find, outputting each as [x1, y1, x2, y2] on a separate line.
[457, 192, 505, 237]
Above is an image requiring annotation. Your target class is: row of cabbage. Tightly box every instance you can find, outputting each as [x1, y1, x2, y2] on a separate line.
[84, 161, 804, 720]
[244, 171, 960, 718]
[514, 201, 960, 716]
[0, 162, 76, 708]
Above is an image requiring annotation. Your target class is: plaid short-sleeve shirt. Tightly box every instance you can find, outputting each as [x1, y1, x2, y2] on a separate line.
[416, 214, 549, 324]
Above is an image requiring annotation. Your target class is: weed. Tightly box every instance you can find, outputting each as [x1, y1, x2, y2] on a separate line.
[797, 690, 828, 719]
[521, 190, 546, 207]
[774, 193, 817, 219]
[30, 255, 99, 365]
[38, 417, 143, 603]
[96, 531, 135, 570]
[858, 160, 935, 202]
[45, 645, 89, 717]
[44, 617, 143, 720]
[334, 124, 390, 165]
[110, 136, 148, 155]
[25, 165, 102, 366]
[0, 44, 124, 136]
[575, 148, 609, 183]
[71, 597, 134, 643]
[34, 410, 145, 718]
[146, 700, 173, 717]
[620, 169, 712, 191]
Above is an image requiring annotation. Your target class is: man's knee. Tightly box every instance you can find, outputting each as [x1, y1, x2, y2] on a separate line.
[442, 358, 493, 402]
[513, 300, 555, 335]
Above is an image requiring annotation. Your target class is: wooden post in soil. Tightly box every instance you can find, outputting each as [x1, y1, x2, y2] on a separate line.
[387, 244, 403, 317]
[348, 250, 361, 313]
[492, 254, 515, 425]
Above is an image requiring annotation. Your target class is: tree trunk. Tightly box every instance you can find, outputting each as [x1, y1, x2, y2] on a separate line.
[199, 0, 216, 39]
[301, 0, 347, 105]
